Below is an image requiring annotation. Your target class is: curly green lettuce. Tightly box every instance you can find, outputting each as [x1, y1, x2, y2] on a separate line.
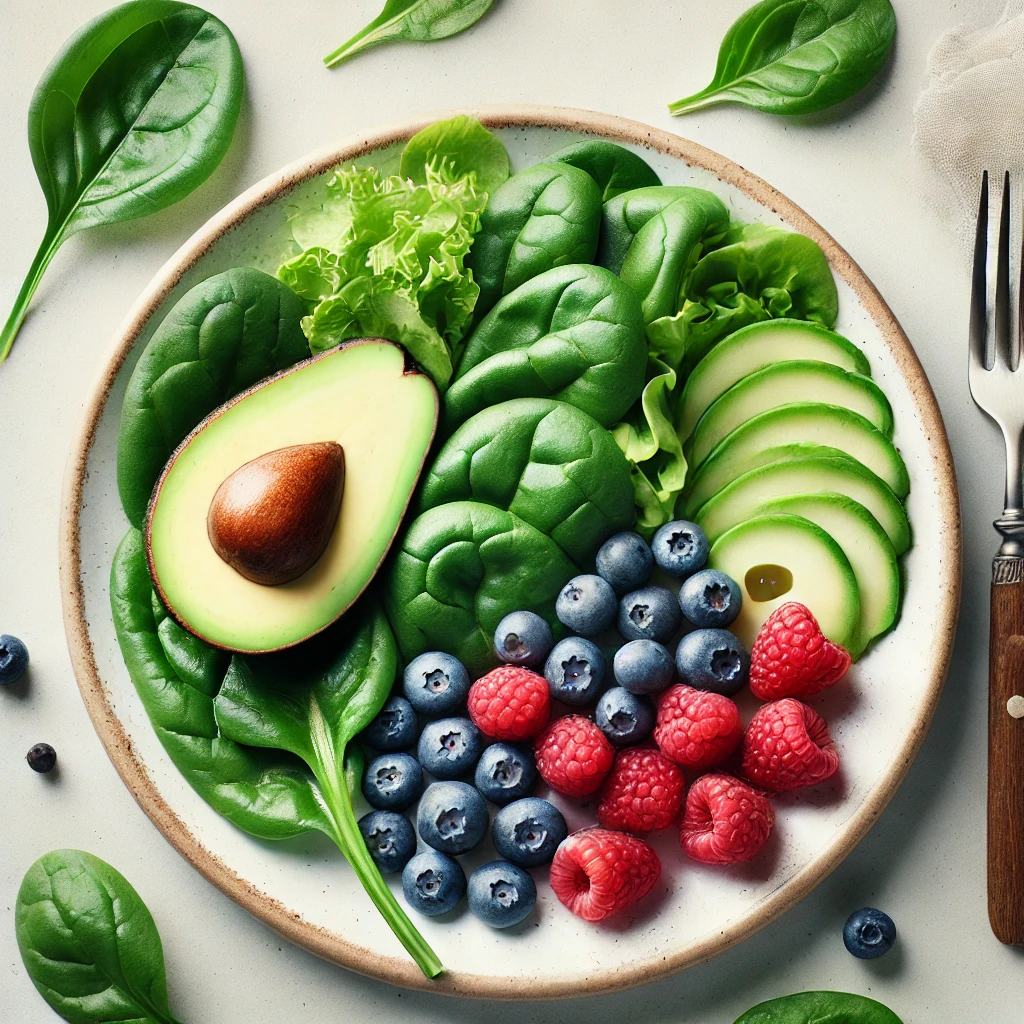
[278, 162, 486, 388]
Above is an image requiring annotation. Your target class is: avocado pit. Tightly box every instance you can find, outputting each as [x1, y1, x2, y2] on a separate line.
[207, 442, 345, 586]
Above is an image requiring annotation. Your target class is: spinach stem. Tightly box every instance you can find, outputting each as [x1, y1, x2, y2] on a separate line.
[0, 228, 61, 364]
[314, 742, 444, 979]
[323, 20, 389, 67]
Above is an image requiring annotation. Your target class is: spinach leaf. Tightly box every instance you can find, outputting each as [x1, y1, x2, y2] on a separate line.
[467, 162, 603, 321]
[444, 264, 646, 432]
[549, 140, 661, 203]
[0, 1, 244, 364]
[670, 0, 896, 117]
[384, 501, 576, 674]
[734, 990, 904, 1023]
[400, 115, 510, 195]
[419, 398, 635, 563]
[324, 0, 495, 68]
[16, 849, 184, 1024]
[110, 530, 443, 978]
[598, 186, 699, 276]
[117, 268, 310, 528]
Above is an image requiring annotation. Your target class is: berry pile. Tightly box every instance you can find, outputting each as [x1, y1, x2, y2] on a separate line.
[354, 526, 852, 930]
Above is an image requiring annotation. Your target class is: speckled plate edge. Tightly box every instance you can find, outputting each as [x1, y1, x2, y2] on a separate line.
[58, 105, 961, 999]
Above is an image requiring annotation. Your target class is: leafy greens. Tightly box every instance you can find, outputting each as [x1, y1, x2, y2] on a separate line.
[0, 0, 244, 364]
[670, 0, 896, 117]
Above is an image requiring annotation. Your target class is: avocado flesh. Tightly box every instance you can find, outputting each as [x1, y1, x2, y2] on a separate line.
[755, 493, 900, 658]
[689, 361, 893, 466]
[677, 319, 871, 441]
[147, 340, 437, 653]
[709, 513, 861, 650]
[693, 454, 911, 555]
[691, 402, 910, 499]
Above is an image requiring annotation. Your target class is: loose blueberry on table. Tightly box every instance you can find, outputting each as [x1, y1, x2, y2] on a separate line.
[0, 634, 29, 685]
[543, 636, 606, 707]
[361, 752, 423, 811]
[467, 861, 537, 929]
[555, 573, 618, 636]
[417, 717, 483, 780]
[492, 797, 568, 868]
[843, 907, 897, 959]
[402, 850, 466, 918]
[474, 742, 537, 805]
[403, 651, 470, 715]
[26, 743, 56, 774]
[493, 610, 554, 667]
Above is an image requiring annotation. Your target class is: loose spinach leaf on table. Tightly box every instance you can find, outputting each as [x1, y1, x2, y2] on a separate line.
[669, 0, 896, 117]
[0, 0, 244, 364]
[733, 990, 905, 1023]
[324, 0, 495, 68]
[117, 268, 310, 528]
[110, 530, 442, 977]
[400, 114, 511, 195]
[549, 140, 661, 203]
[16, 849, 185, 1024]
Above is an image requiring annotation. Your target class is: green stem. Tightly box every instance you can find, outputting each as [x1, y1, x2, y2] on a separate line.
[0, 227, 63, 364]
[316, 748, 444, 978]
[322, 19, 389, 67]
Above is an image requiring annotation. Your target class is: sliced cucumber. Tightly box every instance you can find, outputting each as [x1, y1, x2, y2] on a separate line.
[690, 403, 909, 499]
[683, 442, 849, 517]
[755, 493, 900, 658]
[694, 454, 911, 555]
[689, 361, 893, 466]
[677, 319, 871, 441]
[708, 513, 861, 650]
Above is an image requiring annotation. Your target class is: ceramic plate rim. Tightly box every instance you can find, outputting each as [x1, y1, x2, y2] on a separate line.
[58, 105, 961, 1000]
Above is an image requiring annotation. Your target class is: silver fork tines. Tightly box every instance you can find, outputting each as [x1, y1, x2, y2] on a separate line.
[969, 171, 1024, 519]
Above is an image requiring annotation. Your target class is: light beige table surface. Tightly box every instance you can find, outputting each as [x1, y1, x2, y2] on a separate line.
[1, 1, 1021, 1020]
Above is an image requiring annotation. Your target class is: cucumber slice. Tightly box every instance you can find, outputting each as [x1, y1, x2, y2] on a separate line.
[694, 454, 911, 555]
[709, 513, 861, 650]
[678, 319, 871, 441]
[756, 493, 900, 658]
[689, 361, 893, 466]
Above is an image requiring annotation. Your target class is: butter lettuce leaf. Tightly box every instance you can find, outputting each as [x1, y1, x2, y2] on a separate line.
[279, 162, 485, 388]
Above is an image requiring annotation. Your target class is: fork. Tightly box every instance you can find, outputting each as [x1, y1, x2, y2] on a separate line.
[969, 170, 1024, 945]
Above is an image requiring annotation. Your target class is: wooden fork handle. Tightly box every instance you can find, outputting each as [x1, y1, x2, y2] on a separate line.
[988, 555, 1024, 944]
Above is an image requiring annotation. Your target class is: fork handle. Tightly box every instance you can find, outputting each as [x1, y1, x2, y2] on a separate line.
[989, 550, 1024, 944]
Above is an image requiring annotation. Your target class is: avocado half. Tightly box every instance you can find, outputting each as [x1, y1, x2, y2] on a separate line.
[146, 339, 438, 653]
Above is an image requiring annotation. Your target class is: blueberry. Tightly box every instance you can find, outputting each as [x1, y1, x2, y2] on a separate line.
[26, 743, 56, 774]
[617, 585, 682, 643]
[417, 717, 483, 780]
[843, 908, 896, 959]
[361, 695, 419, 751]
[467, 860, 537, 929]
[595, 687, 655, 746]
[543, 636, 606, 707]
[613, 639, 675, 695]
[493, 610, 554, 667]
[402, 850, 466, 917]
[491, 797, 568, 867]
[596, 532, 654, 594]
[358, 810, 416, 873]
[556, 574, 618, 637]
[651, 520, 709, 578]
[361, 753, 423, 811]
[474, 742, 537, 805]
[678, 569, 742, 628]
[417, 781, 489, 855]
[674, 628, 749, 696]
[403, 652, 470, 715]
[0, 635, 29, 685]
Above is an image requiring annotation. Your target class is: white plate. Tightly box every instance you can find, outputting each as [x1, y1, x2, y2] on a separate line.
[60, 107, 960, 999]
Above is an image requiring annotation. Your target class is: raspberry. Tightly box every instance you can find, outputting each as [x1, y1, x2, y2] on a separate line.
[534, 715, 614, 797]
[467, 666, 550, 741]
[741, 698, 840, 791]
[680, 773, 775, 864]
[653, 684, 742, 770]
[597, 747, 685, 833]
[749, 602, 851, 701]
[549, 828, 661, 921]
